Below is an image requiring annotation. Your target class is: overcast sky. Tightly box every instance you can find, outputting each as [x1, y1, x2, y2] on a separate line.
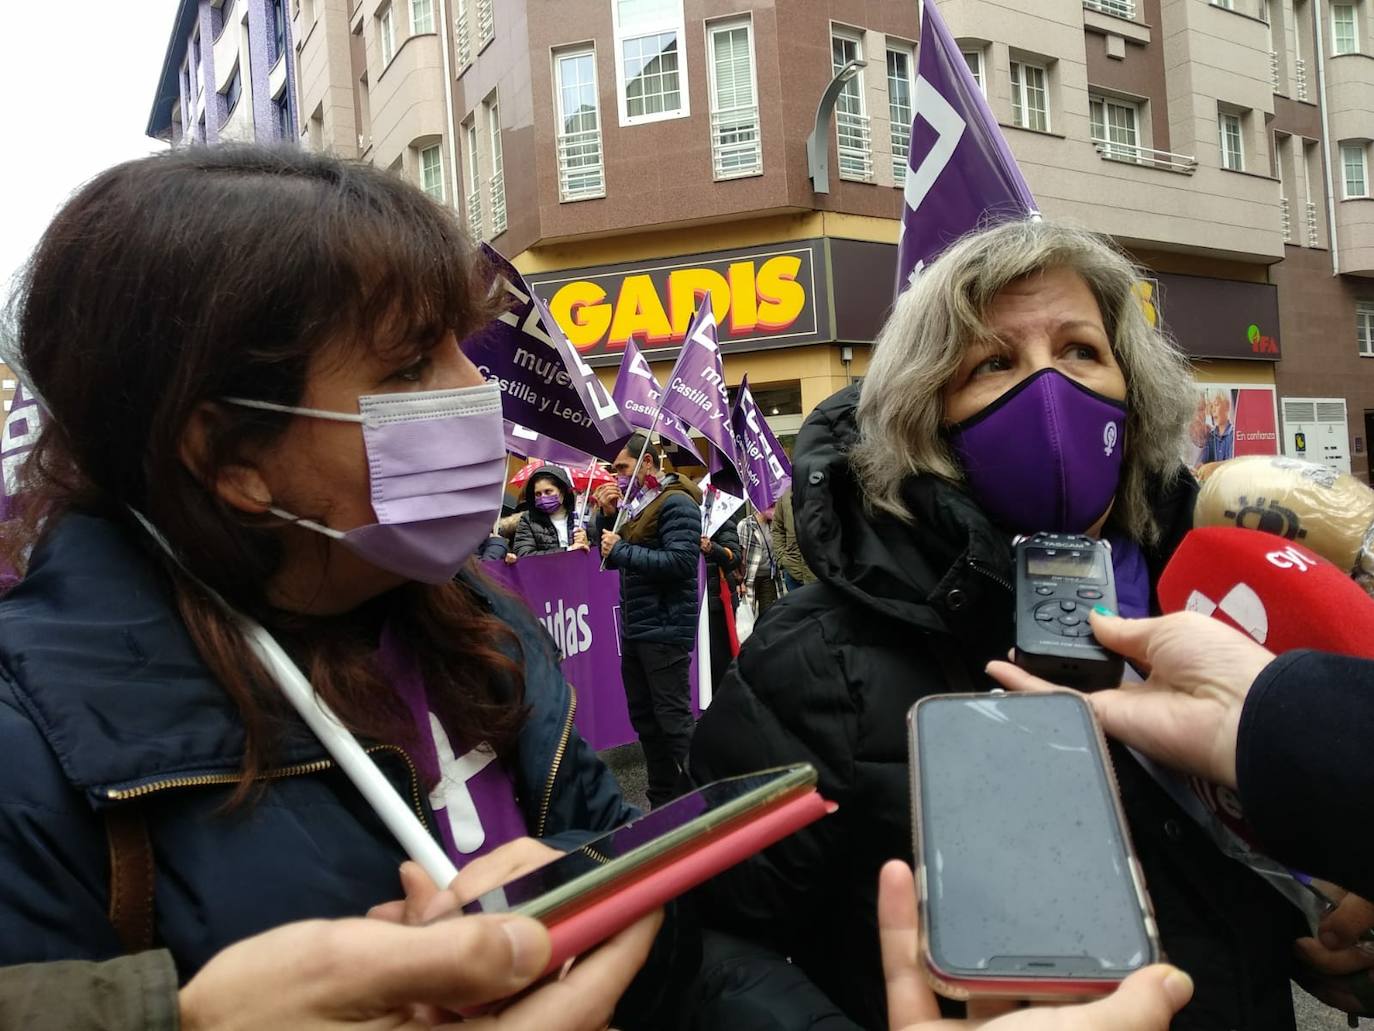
[0, 0, 181, 295]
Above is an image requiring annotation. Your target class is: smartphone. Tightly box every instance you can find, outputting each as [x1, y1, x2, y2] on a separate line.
[909, 692, 1158, 1001]
[463, 764, 831, 975]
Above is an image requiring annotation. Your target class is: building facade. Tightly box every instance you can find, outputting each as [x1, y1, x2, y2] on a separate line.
[148, 0, 299, 145]
[205, 0, 1374, 480]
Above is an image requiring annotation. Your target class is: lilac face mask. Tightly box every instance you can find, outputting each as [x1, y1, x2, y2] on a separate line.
[947, 369, 1127, 534]
[533, 493, 563, 514]
[225, 382, 506, 584]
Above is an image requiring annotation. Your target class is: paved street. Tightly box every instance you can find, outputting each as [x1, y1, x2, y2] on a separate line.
[601, 744, 1363, 1030]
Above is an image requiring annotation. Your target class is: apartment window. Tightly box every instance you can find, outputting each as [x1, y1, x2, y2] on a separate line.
[1333, 4, 1359, 53]
[274, 92, 291, 138]
[832, 29, 872, 180]
[213, 0, 235, 40]
[221, 65, 242, 122]
[455, 0, 471, 65]
[464, 119, 482, 238]
[411, 0, 433, 34]
[190, 33, 201, 97]
[1089, 95, 1141, 161]
[1010, 60, 1049, 132]
[1359, 302, 1374, 356]
[488, 99, 507, 235]
[1218, 110, 1244, 170]
[709, 18, 761, 179]
[1343, 142, 1369, 197]
[962, 48, 985, 93]
[476, 0, 493, 46]
[555, 47, 605, 200]
[380, 5, 396, 65]
[614, 0, 688, 124]
[271, 0, 286, 61]
[420, 143, 444, 200]
[887, 45, 916, 183]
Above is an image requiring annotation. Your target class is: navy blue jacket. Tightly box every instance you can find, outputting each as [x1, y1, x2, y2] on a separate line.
[603, 477, 702, 647]
[0, 515, 649, 979]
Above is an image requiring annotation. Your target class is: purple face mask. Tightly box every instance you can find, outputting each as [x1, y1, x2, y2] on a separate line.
[534, 493, 563, 514]
[947, 369, 1126, 534]
[225, 382, 507, 584]
[615, 475, 632, 494]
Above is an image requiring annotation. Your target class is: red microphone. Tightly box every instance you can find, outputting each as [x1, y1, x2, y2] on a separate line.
[1158, 526, 1374, 660]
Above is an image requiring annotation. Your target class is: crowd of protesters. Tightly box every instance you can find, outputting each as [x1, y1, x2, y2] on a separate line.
[8, 144, 1374, 1031]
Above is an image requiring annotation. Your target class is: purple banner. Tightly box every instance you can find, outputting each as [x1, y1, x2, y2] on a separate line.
[463, 246, 629, 459]
[504, 421, 600, 468]
[728, 375, 792, 511]
[611, 338, 704, 463]
[896, 0, 1037, 295]
[481, 549, 703, 750]
[1, 384, 42, 524]
[660, 299, 741, 485]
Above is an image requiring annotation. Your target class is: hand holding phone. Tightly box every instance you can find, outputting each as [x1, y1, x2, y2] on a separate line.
[908, 692, 1158, 1001]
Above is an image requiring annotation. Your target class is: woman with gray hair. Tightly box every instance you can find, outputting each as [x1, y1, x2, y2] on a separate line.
[686, 219, 1305, 1030]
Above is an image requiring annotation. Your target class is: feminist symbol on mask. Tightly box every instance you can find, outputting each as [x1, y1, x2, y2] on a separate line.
[1103, 422, 1118, 458]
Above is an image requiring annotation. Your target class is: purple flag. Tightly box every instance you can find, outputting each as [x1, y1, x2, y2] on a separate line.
[660, 298, 740, 482]
[895, 0, 1038, 295]
[462, 245, 629, 459]
[611, 338, 704, 464]
[0, 384, 43, 524]
[504, 421, 601, 468]
[728, 375, 792, 511]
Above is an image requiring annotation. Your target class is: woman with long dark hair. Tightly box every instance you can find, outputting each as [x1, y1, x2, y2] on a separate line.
[0, 145, 678, 1026]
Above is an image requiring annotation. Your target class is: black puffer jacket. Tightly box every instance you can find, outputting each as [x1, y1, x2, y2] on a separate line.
[514, 465, 577, 556]
[689, 385, 1304, 1031]
[604, 475, 703, 647]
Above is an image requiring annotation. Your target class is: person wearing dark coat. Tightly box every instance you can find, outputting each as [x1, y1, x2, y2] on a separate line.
[513, 465, 589, 556]
[0, 144, 684, 1031]
[596, 434, 703, 807]
[686, 221, 1307, 1031]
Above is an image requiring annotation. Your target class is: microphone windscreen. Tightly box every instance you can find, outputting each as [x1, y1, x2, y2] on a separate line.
[1193, 456, 1374, 593]
[1158, 527, 1374, 660]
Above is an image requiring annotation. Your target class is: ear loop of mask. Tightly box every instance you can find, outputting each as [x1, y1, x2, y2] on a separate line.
[126, 507, 459, 887]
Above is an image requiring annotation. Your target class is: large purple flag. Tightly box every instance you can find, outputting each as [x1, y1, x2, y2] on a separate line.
[660, 298, 740, 483]
[462, 245, 629, 459]
[0, 384, 43, 523]
[504, 421, 600, 468]
[895, 0, 1038, 294]
[611, 338, 704, 464]
[728, 375, 792, 511]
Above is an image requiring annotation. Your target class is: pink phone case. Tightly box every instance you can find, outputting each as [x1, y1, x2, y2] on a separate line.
[540, 789, 836, 977]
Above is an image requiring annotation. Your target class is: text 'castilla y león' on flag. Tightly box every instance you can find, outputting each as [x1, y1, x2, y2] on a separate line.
[658, 297, 743, 488]
[612, 337, 705, 465]
[895, 0, 1038, 297]
[461, 244, 631, 461]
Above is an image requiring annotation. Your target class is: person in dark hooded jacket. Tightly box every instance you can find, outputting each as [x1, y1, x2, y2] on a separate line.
[0, 146, 688, 1030]
[513, 464, 590, 556]
[687, 221, 1308, 1031]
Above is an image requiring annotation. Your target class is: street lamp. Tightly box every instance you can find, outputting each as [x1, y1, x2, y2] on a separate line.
[806, 59, 866, 195]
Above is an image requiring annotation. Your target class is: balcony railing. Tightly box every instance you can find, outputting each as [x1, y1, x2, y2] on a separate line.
[476, 0, 493, 46]
[556, 127, 606, 201]
[490, 170, 507, 236]
[1280, 195, 1292, 242]
[1083, 0, 1137, 18]
[711, 104, 762, 179]
[455, 6, 471, 65]
[466, 190, 483, 241]
[1296, 57, 1309, 101]
[1270, 50, 1280, 90]
[1306, 200, 1320, 247]
[1092, 138, 1198, 173]
[891, 117, 911, 183]
[837, 110, 873, 182]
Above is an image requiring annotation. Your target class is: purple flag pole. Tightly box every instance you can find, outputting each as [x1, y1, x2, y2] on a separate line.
[896, 0, 1038, 296]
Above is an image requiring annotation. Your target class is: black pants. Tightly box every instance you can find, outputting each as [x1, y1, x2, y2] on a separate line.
[621, 639, 694, 807]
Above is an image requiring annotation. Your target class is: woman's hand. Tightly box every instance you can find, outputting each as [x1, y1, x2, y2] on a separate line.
[700, 535, 713, 556]
[571, 528, 590, 552]
[503, 552, 518, 565]
[986, 610, 1275, 790]
[879, 860, 1192, 1030]
[179, 911, 551, 1030]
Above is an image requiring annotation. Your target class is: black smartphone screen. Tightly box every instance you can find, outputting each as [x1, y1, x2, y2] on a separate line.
[461, 767, 803, 916]
[915, 694, 1152, 978]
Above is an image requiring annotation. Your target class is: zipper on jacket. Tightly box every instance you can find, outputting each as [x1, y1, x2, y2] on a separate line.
[967, 558, 1014, 594]
[103, 744, 430, 827]
[535, 686, 577, 838]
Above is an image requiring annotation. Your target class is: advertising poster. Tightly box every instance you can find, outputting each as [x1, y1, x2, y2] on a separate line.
[1185, 384, 1280, 472]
